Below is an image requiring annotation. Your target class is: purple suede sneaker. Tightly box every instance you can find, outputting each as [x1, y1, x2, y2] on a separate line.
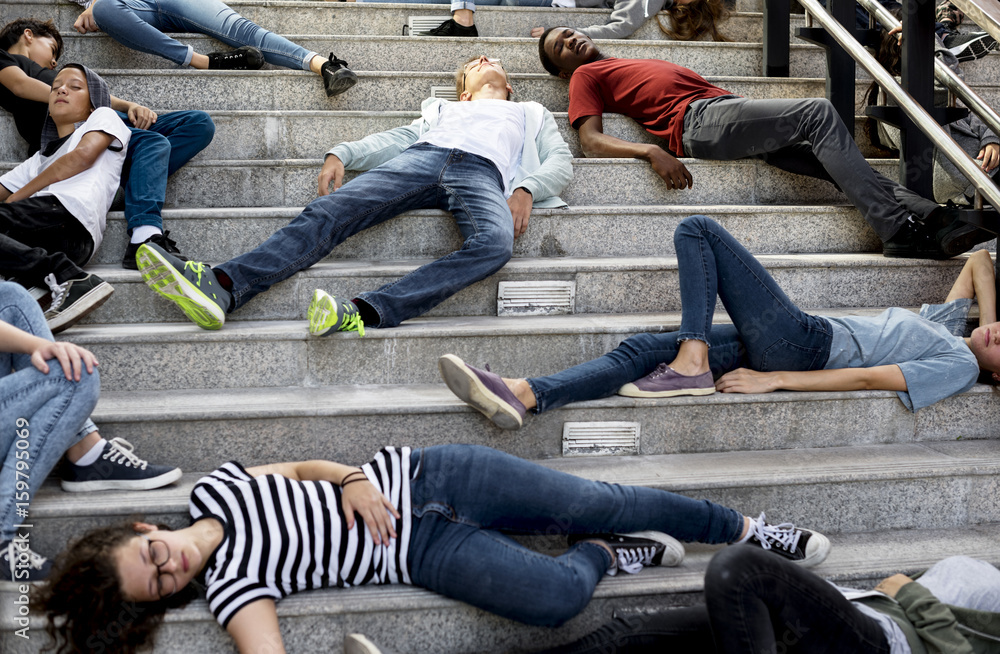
[438, 354, 527, 429]
[618, 363, 716, 398]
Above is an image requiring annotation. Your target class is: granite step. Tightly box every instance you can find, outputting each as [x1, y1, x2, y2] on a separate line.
[0, 2, 790, 40]
[7, 524, 995, 653]
[78, 253, 967, 326]
[58, 33, 830, 77]
[91, 204, 883, 268]
[14, 440, 1000, 559]
[0, 156, 905, 209]
[61, 302, 971, 390]
[86, 381, 999, 475]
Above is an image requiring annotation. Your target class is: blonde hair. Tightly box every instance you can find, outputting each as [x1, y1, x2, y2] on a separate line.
[454, 56, 510, 99]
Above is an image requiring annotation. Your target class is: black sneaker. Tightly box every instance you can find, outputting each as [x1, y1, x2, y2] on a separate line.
[321, 53, 358, 97]
[944, 31, 997, 62]
[570, 531, 685, 576]
[426, 18, 478, 37]
[61, 438, 182, 492]
[882, 215, 946, 259]
[207, 45, 265, 70]
[43, 272, 114, 333]
[0, 539, 52, 588]
[742, 513, 830, 567]
[937, 216, 996, 257]
[123, 230, 188, 270]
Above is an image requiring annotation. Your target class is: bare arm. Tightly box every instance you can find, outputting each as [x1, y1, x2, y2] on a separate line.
[109, 94, 157, 130]
[0, 66, 52, 103]
[577, 114, 692, 189]
[0, 321, 98, 381]
[715, 364, 907, 394]
[946, 249, 996, 325]
[227, 599, 286, 654]
[0, 185, 10, 202]
[5, 130, 115, 203]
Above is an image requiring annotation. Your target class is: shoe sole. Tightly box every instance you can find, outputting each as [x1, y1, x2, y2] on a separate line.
[951, 36, 996, 61]
[46, 281, 114, 334]
[308, 289, 339, 336]
[940, 223, 995, 257]
[344, 634, 383, 654]
[617, 382, 716, 398]
[137, 245, 225, 330]
[325, 69, 358, 97]
[60, 467, 182, 492]
[438, 354, 523, 430]
[625, 530, 686, 567]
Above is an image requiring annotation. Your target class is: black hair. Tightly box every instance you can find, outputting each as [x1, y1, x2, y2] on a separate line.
[0, 18, 63, 61]
[537, 26, 564, 77]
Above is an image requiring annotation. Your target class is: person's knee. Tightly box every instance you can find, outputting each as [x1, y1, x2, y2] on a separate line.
[674, 214, 716, 241]
[184, 111, 216, 147]
[705, 544, 768, 599]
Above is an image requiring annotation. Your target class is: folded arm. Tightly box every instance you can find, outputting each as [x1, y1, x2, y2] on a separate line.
[946, 249, 996, 325]
[4, 130, 115, 203]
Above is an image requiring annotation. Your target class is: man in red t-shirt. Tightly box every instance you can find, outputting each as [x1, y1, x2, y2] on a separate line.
[537, 26, 992, 260]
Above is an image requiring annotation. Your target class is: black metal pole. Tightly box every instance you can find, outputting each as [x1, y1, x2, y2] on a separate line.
[899, 0, 936, 198]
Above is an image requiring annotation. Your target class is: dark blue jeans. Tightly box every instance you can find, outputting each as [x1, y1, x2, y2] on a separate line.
[407, 444, 743, 627]
[528, 216, 833, 413]
[217, 143, 515, 327]
[118, 109, 215, 233]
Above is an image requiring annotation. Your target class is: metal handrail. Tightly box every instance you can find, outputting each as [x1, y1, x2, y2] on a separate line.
[797, 0, 1000, 210]
[854, 0, 1000, 143]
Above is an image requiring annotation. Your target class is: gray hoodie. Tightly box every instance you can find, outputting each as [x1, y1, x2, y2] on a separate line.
[575, 0, 673, 39]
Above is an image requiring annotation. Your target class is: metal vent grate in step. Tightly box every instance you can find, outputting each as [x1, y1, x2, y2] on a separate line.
[406, 15, 451, 36]
[562, 422, 640, 456]
[497, 281, 575, 316]
[431, 86, 459, 102]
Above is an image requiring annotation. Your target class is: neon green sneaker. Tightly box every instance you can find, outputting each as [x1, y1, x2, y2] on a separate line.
[308, 289, 365, 337]
[137, 243, 230, 330]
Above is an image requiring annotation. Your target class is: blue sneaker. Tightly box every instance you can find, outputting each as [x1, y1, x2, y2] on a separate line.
[0, 539, 52, 588]
[137, 242, 230, 330]
[61, 438, 182, 492]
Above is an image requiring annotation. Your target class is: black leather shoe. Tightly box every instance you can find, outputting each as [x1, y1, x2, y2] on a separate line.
[321, 53, 358, 97]
[882, 217, 946, 259]
[207, 45, 265, 70]
[123, 230, 188, 270]
[426, 19, 478, 37]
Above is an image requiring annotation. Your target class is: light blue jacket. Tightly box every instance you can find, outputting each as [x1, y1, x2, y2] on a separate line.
[326, 98, 573, 208]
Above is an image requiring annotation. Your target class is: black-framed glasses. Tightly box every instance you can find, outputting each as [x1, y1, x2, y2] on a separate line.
[139, 534, 177, 599]
[462, 57, 503, 94]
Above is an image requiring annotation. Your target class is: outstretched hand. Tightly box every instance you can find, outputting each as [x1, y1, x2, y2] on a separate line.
[648, 147, 693, 190]
[31, 340, 98, 381]
[318, 154, 345, 196]
[341, 479, 400, 546]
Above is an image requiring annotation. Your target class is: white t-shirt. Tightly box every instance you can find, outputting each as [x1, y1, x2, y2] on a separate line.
[416, 99, 527, 195]
[0, 107, 130, 255]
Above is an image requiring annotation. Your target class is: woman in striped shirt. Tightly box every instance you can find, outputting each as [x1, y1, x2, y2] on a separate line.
[35, 444, 827, 653]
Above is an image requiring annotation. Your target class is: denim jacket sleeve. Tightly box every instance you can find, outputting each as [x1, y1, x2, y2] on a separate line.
[514, 104, 573, 207]
[896, 581, 976, 654]
[325, 123, 424, 171]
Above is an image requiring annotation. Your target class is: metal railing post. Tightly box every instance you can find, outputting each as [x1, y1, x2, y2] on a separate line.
[764, 0, 791, 77]
[899, 0, 937, 198]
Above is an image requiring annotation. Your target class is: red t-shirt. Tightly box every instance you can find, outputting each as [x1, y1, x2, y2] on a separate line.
[568, 58, 733, 157]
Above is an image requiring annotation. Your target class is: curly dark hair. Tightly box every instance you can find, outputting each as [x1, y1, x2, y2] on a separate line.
[657, 0, 731, 42]
[32, 521, 197, 654]
[0, 18, 64, 60]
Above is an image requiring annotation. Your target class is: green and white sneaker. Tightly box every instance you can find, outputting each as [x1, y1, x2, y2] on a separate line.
[137, 242, 231, 330]
[308, 289, 365, 337]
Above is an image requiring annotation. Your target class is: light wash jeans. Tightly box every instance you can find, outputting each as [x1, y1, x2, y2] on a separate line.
[360, 0, 552, 12]
[0, 283, 99, 542]
[216, 143, 515, 328]
[92, 0, 317, 70]
[528, 216, 834, 413]
[407, 444, 743, 626]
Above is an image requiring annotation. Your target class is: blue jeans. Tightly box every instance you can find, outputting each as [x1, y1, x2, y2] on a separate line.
[407, 444, 743, 627]
[0, 283, 99, 542]
[528, 216, 833, 413]
[118, 110, 215, 233]
[216, 143, 515, 328]
[92, 0, 317, 70]
[361, 0, 552, 11]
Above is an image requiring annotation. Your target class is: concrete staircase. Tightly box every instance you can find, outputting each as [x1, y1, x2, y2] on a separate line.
[1, 1, 999, 651]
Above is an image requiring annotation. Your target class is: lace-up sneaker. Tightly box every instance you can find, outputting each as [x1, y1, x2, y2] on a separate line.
[618, 363, 716, 398]
[207, 45, 265, 70]
[426, 18, 478, 37]
[944, 31, 997, 62]
[307, 290, 365, 337]
[742, 513, 830, 568]
[438, 353, 527, 429]
[137, 242, 230, 330]
[123, 230, 188, 270]
[61, 438, 182, 492]
[321, 53, 358, 97]
[0, 539, 52, 587]
[43, 272, 114, 334]
[571, 532, 685, 576]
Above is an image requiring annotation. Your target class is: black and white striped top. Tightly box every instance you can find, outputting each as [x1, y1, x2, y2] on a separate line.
[189, 447, 413, 627]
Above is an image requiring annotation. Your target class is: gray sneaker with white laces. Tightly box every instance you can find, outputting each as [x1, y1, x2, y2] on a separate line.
[61, 438, 182, 492]
[0, 539, 52, 587]
[742, 512, 830, 567]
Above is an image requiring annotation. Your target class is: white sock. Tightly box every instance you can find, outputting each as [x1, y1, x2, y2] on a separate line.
[74, 438, 107, 467]
[736, 516, 755, 544]
[130, 225, 163, 244]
